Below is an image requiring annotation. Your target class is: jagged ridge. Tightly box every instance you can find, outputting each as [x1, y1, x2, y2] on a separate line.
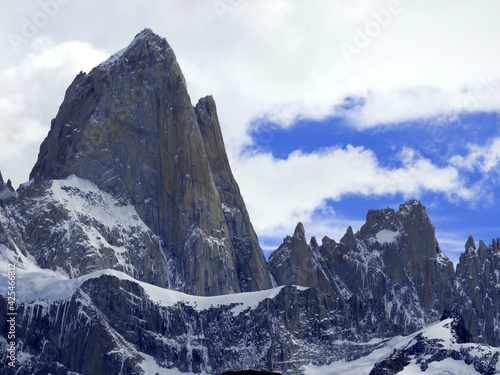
[269, 200, 500, 347]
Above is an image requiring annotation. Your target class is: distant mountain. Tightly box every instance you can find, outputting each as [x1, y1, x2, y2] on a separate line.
[269, 201, 456, 334]
[269, 201, 500, 351]
[0, 29, 499, 374]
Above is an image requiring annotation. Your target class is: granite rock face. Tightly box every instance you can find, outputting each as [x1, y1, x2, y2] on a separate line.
[455, 236, 500, 346]
[195, 96, 271, 292]
[268, 223, 350, 297]
[0, 274, 398, 375]
[269, 200, 456, 334]
[4, 29, 271, 296]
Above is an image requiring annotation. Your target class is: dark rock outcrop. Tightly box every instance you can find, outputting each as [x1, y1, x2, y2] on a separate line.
[455, 236, 500, 346]
[195, 95, 271, 293]
[269, 200, 456, 334]
[0, 274, 396, 374]
[268, 223, 348, 297]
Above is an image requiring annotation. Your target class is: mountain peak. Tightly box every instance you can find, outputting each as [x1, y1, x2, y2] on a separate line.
[29, 29, 184, 185]
[128, 28, 168, 53]
[97, 28, 173, 74]
[399, 199, 425, 217]
[135, 27, 157, 39]
[294, 222, 305, 238]
[25, 29, 271, 296]
[0, 171, 15, 200]
[465, 235, 476, 251]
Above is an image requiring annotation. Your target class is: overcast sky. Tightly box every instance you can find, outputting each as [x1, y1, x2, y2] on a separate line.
[1, 0, 499, 265]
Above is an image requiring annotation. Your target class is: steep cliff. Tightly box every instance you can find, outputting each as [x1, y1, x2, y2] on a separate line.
[3, 29, 271, 296]
[456, 236, 500, 346]
[269, 201, 456, 334]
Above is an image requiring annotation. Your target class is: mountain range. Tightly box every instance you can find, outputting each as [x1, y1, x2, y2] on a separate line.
[0, 29, 499, 375]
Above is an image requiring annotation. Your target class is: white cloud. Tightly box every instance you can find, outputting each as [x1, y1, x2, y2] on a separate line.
[233, 146, 471, 236]
[450, 136, 500, 174]
[175, 0, 500, 134]
[0, 37, 109, 186]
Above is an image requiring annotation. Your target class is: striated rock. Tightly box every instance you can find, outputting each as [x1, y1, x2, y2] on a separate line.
[2, 269, 498, 375]
[0, 274, 398, 375]
[456, 235, 500, 346]
[269, 200, 456, 334]
[268, 223, 349, 297]
[8, 29, 271, 296]
[195, 95, 271, 292]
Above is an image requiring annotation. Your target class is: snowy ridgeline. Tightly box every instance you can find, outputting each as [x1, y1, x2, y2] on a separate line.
[0, 245, 301, 315]
[2, 242, 500, 374]
[305, 319, 500, 375]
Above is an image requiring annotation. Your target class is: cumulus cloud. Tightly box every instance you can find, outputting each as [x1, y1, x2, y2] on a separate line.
[450, 136, 500, 174]
[175, 0, 500, 134]
[0, 37, 109, 185]
[233, 145, 471, 237]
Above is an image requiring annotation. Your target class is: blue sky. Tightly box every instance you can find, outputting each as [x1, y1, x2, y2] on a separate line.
[0, 1, 499, 267]
[246, 111, 500, 264]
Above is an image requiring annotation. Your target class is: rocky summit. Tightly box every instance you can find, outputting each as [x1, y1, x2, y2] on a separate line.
[9, 28, 272, 296]
[0, 29, 499, 374]
[270, 201, 457, 334]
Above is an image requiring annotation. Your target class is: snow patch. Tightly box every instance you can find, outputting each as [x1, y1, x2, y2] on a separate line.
[221, 203, 240, 217]
[1, 243, 299, 316]
[138, 351, 198, 375]
[304, 318, 500, 375]
[50, 175, 149, 232]
[375, 229, 400, 244]
[401, 358, 481, 374]
[0, 244, 78, 302]
[141, 276, 293, 316]
[98, 47, 126, 72]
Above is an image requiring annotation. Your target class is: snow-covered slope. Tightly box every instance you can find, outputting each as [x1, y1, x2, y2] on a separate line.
[0, 243, 296, 315]
[0, 174, 173, 288]
[304, 318, 500, 374]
